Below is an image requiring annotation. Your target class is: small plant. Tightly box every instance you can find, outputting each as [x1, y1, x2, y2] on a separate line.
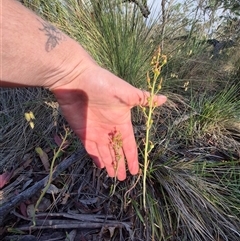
[32, 126, 70, 227]
[108, 127, 123, 196]
[141, 47, 167, 210]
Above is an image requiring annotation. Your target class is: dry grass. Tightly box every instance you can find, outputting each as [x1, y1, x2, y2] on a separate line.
[0, 88, 59, 171]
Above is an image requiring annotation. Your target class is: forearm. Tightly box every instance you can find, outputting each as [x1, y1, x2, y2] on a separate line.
[1, 0, 96, 88]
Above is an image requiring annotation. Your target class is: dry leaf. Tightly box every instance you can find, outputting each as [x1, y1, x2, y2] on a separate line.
[46, 184, 59, 194]
[0, 171, 13, 189]
[35, 147, 50, 171]
[0, 190, 3, 202]
[54, 134, 63, 147]
[20, 202, 27, 217]
[65, 229, 77, 241]
[102, 226, 116, 240]
[61, 193, 70, 205]
[38, 197, 51, 212]
[54, 134, 70, 149]
[107, 227, 116, 238]
[26, 204, 35, 218]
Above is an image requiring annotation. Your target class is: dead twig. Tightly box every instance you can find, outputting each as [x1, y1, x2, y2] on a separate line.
[34, 212, 115, 222]
[123, 0, 150, 18]
[17, 221, 129, 231]
[124, 172, 141, 210]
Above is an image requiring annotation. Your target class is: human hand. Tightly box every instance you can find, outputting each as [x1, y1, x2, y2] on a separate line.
[51, 65, 167, 181]
[2, 0, 167, 180]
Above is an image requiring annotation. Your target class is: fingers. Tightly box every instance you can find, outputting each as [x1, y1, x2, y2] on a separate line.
[97, 127, 138, 181]
[122, 129, 139, 176]
[85, 141, 127, 181]
[116, 154, 127, 181]
[97, 145, 126, 181]
[84, 141, 105, 169]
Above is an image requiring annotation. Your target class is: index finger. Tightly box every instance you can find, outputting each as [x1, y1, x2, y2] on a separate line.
[122, 127, 139, 176]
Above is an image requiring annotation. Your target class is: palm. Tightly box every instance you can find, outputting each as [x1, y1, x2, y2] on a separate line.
[52, 66, 166, 180]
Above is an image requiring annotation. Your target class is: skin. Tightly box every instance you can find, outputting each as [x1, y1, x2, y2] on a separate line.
[1, 0, 167, 181]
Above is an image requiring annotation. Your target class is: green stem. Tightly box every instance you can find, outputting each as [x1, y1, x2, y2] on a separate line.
[143, 72, 158, 211]
[32, 129, 69, 226]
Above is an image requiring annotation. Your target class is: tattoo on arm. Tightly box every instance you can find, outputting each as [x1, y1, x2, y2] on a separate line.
[38, 19, 66, 52]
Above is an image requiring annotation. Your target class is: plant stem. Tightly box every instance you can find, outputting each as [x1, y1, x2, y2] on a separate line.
[143, 71, 158, 211]
[32, 128, 69, 227]
[142, 47, 166, 211]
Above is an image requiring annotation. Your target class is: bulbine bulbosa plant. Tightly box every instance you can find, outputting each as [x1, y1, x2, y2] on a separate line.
[141, 47, 167, 210]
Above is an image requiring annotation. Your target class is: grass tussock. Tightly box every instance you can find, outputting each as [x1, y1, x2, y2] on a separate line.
[1, 0, 240, 240]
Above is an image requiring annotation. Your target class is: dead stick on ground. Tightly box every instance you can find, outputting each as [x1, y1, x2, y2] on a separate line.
[17, 222, 126, 231]
[34, 212, 115, 222]
[0, 149, 87, 225]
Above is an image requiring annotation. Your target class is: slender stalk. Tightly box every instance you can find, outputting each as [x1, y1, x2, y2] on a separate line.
[32, 127, 70, 226]
[143, 72, 158, 210]
[142, 47, 167, 210]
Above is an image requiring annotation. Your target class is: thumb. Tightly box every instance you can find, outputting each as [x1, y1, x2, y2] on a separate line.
[134, 89, 167, 107]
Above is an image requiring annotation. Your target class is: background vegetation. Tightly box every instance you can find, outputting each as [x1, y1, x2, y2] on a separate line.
[1, 0, 240, 240]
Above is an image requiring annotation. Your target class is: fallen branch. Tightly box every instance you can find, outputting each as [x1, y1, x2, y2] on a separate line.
[34, 212, 115, 222]
[17, 221, 126, 231]
[0, 149, 87, 225]
[123, 0, 150, 18]
[16, 217, 133, 238]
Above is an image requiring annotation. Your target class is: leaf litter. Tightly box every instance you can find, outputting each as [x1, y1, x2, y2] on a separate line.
[0, 145, 136, 241]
